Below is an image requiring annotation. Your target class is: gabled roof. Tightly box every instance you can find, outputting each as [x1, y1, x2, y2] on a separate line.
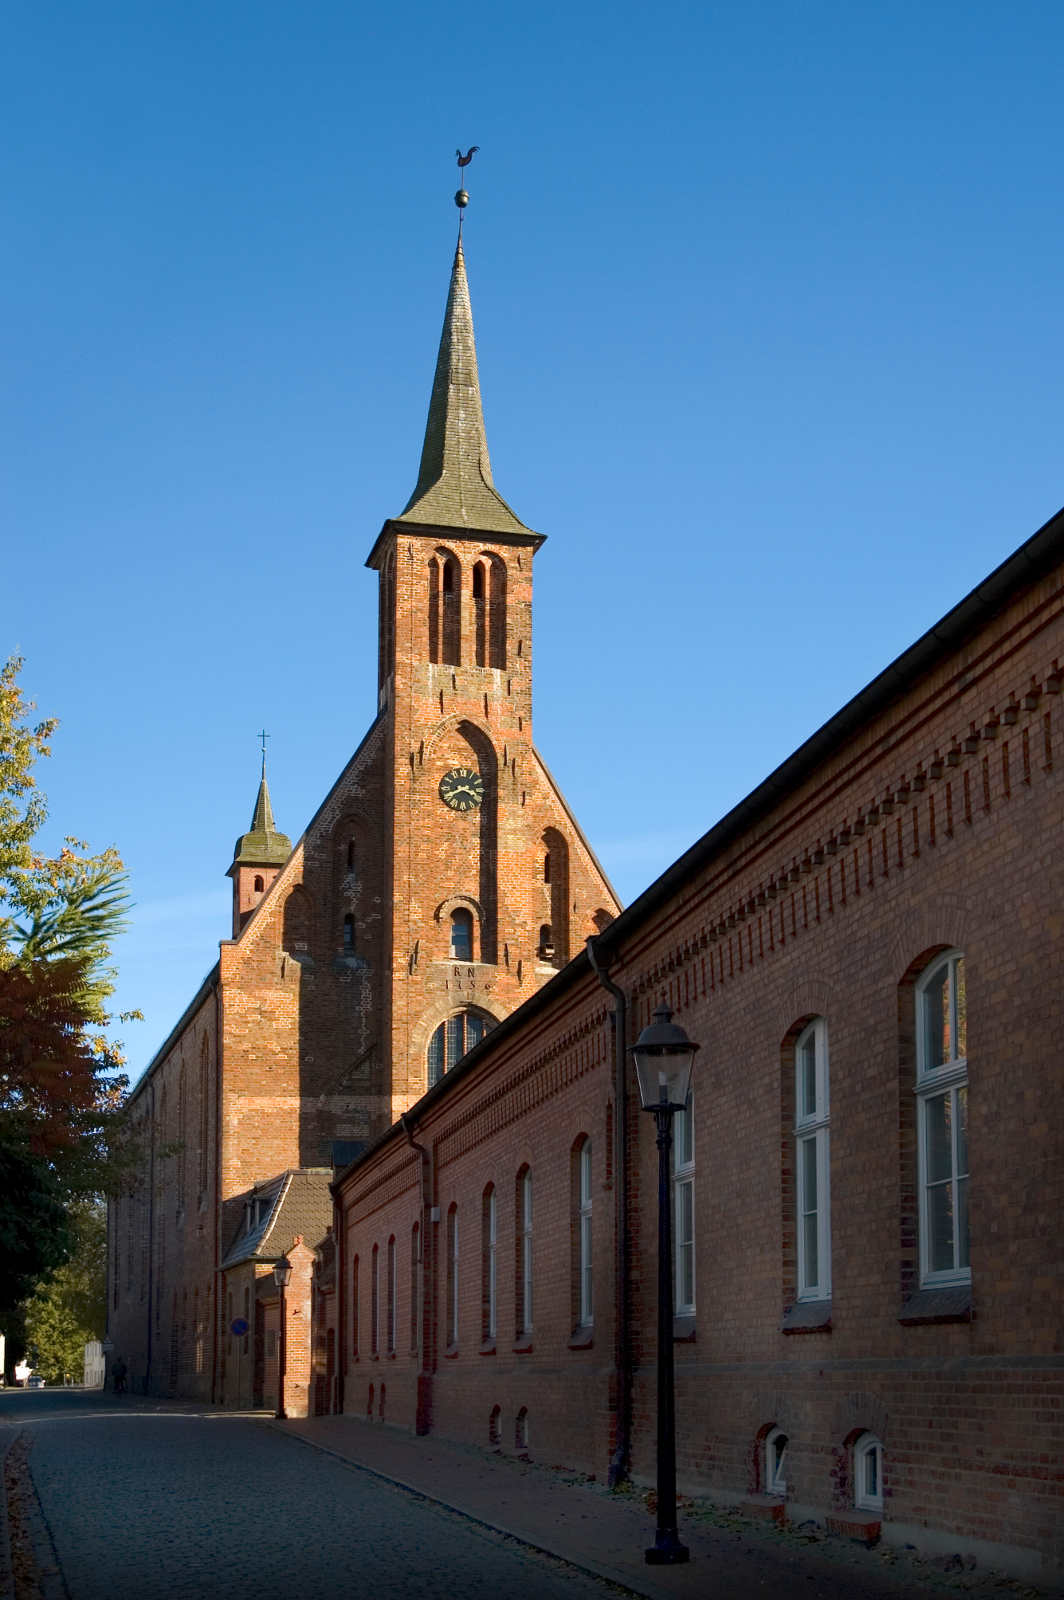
[220, 1169, 332, 1269]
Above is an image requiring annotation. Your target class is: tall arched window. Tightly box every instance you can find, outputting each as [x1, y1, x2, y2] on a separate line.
[473, 561, 487, 666]
[516, 1166, 533, 1340]
[488, 557, 507, 668]
[572, 1138, 593, 1329]
[441, 555, 461, 665]
[386, 1236, 397, 1356]
[427, 1010, 494, 1086]
[854, 1432, 884, 1512]
[916, 951, 968, 1284]
[450, 909, 474, 962]
[541, 829, 570, 965]
[446, 1203, 460, 1350]
[428, 557, 441, 663]
[795, 1018, 831, 1301]
[370, 1244, 380, 1358]
[482, 1185, 497, 1342]
[672, 1091, 695, 1316]
[343, 914, 355, 953]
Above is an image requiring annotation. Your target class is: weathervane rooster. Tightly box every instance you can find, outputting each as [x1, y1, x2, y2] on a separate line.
[456, 146, 479, 168]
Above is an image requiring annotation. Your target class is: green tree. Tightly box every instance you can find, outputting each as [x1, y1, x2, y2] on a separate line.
[23, 1203, 107, 1384]
[0, 657, 136, 1350]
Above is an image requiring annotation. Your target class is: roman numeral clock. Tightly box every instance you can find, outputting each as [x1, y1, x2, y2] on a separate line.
[439, 766, 484, 813]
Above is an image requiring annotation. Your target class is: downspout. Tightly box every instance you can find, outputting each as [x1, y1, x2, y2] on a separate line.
[210, 980, 222, 1406]
[144, 1076, 156, 1396]
[333, 1187, 345, 1415]
[586, 935, 632, 1488]
[401, 1112, 435, 1436]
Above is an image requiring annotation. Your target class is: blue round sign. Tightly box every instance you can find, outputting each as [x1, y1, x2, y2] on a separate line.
[231, 1317, 249, 1336]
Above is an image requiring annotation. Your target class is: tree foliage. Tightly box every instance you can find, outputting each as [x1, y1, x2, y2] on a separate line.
[23, 1203, 107, 1384]
[0, 657, 136, 1337]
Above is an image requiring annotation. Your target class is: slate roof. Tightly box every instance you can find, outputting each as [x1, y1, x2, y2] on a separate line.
[229, 769, 292, 870]
[220, 1169, 333, 1269]
[396, 238, 533, 537]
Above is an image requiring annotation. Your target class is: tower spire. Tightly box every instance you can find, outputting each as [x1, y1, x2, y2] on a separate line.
[227, 741, 292, 937]
[396, 161, 531, 536]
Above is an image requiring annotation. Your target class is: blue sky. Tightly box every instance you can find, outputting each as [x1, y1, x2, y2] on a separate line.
[4, 0, 1062, 1080]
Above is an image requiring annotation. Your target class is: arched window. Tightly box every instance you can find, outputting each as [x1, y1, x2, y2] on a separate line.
[282, 888, 311, 958]
[672, 1091, 695, 1316]
[350, 1254, 359, 1360]
[482, 1185, 497, 1342]
[386, 1236, 397, 1356]
[343, 914, 355, 953]
[541, 829, 570, 965]
[516, 1166, 533, 1340]
[572, 1138, 593, 1329]
[450, 909, 474, 962]
[764, 1426, 788, 1495]
[253, 874, 265, 893]
[916, 951, 968, 1284]
[446, 1203, 459, 1350]
[409, 1221, 421, 1355]
[441, 555, 461, 665]
[427, 1010, 494, 1086]
[428, 557, 441, 663]
[473, 561, 487, 667]
[854, 1433, 884, 1512]
[538, 924, 554, 960]
[370, 1244, 380, 1358]
[488, 558, 506, 668]
[346, 840, 356, 872]
[515, 1406, 529, 1452]
[794, 1018, 831, 1301]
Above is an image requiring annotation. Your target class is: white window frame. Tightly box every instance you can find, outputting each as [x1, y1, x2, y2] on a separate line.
[854, 1432, 884, 1512]
[671, 1092, 695, 1316]
[765, 1426, 788, 1495]
[386, 1236, 396, 1356]
[794, 1017, 831, 1302]
[519, 1170, 533, 1336]
[578, 1142, 593, 1327]
[915, 951, 969, 1286]
[447, 1207, 459, 1348]
[485, 1187, 497, 1341]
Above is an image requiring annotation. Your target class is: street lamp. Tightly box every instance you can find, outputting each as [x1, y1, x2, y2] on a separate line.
[631, 1004, 699, 1566]
[273, 1255, 292, 1420]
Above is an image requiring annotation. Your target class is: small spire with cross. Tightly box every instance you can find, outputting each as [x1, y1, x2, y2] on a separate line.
[258, 729, 270, 778]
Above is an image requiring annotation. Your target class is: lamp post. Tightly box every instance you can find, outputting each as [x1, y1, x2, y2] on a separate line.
[631, 1004, 699, 1566]
[273, 1255, 292, 1420]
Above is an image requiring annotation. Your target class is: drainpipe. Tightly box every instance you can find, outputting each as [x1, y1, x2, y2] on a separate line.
[144, 1076, 156, 1396]
[401, 1112, 435, 1436]
[333, 1187, 345, 1415]
[210, 981, 222, 1406]
[586, 935, 632, 1488]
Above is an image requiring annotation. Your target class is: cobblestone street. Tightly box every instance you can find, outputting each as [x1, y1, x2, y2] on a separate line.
[2, 1392, 619, 1600]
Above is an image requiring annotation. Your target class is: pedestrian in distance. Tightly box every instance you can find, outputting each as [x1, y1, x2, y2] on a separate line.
[112, 1357, 127, 1395]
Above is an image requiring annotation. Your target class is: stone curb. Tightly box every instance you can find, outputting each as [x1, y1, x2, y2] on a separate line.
[260, 1420, 691, 1600]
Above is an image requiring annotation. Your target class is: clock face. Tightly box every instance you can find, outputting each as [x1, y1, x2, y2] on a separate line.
[439, 766, 484, 812]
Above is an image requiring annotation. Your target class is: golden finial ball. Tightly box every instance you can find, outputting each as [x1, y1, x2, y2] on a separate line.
[455, 188, 470, 209]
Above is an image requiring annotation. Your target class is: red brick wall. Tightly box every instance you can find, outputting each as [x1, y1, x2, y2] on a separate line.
[331, 556, 1064, 1576]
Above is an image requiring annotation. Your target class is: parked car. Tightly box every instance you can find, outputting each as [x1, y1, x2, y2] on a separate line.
[26, 1375, 45, 1389]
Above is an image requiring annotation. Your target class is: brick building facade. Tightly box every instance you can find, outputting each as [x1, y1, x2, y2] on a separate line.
[106, 232, 620, 1405]
[327, 504, 1064, 1582]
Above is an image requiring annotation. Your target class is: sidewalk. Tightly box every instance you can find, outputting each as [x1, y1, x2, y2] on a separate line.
[267, 1414, 1056, 1600]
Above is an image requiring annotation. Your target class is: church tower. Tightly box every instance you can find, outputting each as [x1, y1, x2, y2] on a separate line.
[364, 228, 619, 1116]
[203, 197, 620, 1182]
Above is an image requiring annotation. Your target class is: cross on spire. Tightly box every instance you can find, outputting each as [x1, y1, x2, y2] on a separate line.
[258, 729, 270, 777]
